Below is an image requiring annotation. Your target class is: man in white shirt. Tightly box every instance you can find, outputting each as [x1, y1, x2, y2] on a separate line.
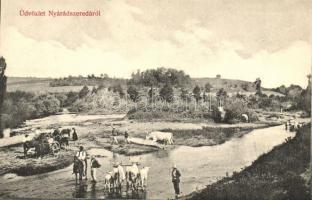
[76, 146, 87, 179]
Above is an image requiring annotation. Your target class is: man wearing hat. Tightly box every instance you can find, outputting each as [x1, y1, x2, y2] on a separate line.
[172, 164, 181, 198]
[76, 146, 88, 179]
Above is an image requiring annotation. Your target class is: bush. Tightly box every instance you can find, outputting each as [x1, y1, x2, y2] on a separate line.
[159, 84, 174, 102]
[212, 106, 222, 122]
[224, 97, 250, 123]
[79, 85, 90, 98]
[127, 85, 139, 102]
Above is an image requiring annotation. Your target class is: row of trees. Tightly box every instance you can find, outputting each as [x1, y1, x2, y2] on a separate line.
[129, 68, 192, 88]
[49, 74, 126, 87]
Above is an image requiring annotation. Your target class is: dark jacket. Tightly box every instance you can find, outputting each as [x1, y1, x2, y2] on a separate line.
[172, 168, 181, 182]
[91, 158, 101, 168]
[72, 131, 78, 141]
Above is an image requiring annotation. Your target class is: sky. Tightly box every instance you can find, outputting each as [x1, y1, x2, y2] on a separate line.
[0, 0, 311, 88]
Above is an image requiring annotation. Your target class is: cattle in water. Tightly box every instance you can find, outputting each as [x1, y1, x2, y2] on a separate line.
[112, 164, 126, 189]
[104, 172, 114, 191]
[125, 163, 140, 190]
[146, 131, 173, 145]
[139, 167, 150, 190]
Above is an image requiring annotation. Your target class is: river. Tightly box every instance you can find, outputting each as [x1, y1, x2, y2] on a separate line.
[0, 114, 295, 199]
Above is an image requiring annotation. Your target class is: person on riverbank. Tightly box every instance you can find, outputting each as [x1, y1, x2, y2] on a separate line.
[124, 130, 129, 144]
[90, 155, 101, 182]
[76, 146, 87, 179]
[72, 128, 78, 141]
[172, 164, 181, 198]
[112, 127, 117, 136]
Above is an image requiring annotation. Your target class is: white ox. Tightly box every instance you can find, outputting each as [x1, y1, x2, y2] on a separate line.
[112, 164, 126, 188]
[104, 172, 114, 191]
[125, 163, 140, 190]
[139, 167, 150, 190]
[146, 131, 173, 145]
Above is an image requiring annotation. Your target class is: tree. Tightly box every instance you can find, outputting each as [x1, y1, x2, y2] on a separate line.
[35, 94, 61, 116]
[254, 78, 262, 95]
[299, 74, 311, 115]
[241, 83, 249, 91]
[204, 82, 212, 93]
[91, 86, 97, 94]
[127, 85, 139, 102]
[159, 84, 174, 102]
[180, 88, 189, 101]
[112, 84, 125, 98]
[65, 91, 78, 107]
[193, 85, 201, 103]
[79, 85, 90, 98]
[128, 67, 191, 88]
[0, 57, 7, 138]
[216, 88, 227, 106]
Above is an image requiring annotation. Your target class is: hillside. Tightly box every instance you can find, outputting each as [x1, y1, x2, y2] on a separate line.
[7, 77, 85, 93]
[6, 76, 284, 97]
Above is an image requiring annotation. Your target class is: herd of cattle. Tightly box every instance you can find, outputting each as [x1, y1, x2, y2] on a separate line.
[23, 128, 72, 157]
[102, 162, 150, 192]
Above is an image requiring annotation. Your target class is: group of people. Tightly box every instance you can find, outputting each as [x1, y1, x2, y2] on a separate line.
[111, 127, 129, 144]
[74, 146, 101, 182]
[73, 145, 182, 198]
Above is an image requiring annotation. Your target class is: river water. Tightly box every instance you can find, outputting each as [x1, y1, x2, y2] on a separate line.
[0, 114, 295, 199]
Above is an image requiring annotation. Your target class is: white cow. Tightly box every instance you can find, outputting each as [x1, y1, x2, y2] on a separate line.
[139, 167, 150, 190]
[146, 131, 173, 145]
[112, 164, 126, 188]
[125, 163, 140, 190]
[104, 172, 113, 191]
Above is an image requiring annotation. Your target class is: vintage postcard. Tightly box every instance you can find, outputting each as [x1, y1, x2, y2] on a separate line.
[0, 0, 311, 199]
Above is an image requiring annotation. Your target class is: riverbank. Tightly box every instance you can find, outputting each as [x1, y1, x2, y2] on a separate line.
[163, 122, 280, 147]
[0, 112, 284, 177]
[183, 124, 311, 200]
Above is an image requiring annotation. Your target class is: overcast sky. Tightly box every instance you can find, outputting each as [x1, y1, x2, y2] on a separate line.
[0, 0, 311, 88]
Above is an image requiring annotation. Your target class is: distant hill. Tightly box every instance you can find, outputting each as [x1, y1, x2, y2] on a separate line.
[192, 77, 255, 92]
[6, 76, 284, 97]
[7, 77, 85, 93]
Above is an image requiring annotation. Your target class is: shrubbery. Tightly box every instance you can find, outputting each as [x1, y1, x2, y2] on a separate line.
[2, 91, 64, 128]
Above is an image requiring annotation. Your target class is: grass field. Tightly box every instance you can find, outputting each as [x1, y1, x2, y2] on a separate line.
[7, 77, 88, 93]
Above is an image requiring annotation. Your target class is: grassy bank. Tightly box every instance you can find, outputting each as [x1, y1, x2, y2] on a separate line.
[162, 123, 280, 147]
[0, 146, 75, 176]
[184, 124, 311, 200]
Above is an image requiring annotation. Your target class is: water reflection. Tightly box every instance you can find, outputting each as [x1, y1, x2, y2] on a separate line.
[73, 180, 147, 199]
[73, 180, 88, 198]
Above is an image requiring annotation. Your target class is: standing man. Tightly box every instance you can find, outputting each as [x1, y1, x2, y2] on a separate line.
[124, 130, 129, 144]
[172, 164, 181, 198]
[112, 127, 117, 136]
[76, 146, 88, 179]
[72, 128, 78, 141]
[90, 155, 101, 182]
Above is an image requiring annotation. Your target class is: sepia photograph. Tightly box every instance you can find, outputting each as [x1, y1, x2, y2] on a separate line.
[0, 0, 311, 199]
